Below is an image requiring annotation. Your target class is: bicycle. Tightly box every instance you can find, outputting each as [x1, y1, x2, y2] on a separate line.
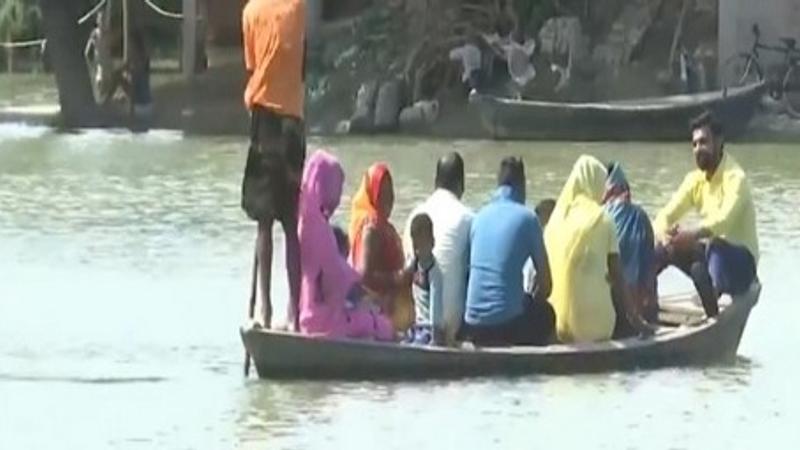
[723, 24, 800, 118]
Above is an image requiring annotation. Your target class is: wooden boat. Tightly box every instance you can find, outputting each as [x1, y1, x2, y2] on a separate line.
[470, 81, 766, 141]
[240, 283, 760, 380]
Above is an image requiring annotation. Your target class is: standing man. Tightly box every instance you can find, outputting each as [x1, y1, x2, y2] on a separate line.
[403, 152, 473, 345]
[654, 111, 758, 317]
[241, 0, 306, 329]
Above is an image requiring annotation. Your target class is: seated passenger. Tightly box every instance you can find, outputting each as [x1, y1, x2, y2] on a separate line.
[349, 163, 415, 333]
[297, 150, 394, 341]
[653, 112, 758, 317]
[405, 213, 445, 345]
[545, 155, 651, 343]
[535, 198, 556, 228]
[402, 152, 473, 345]
[603, 162, 658, 332]
[463, 157, 555, 346]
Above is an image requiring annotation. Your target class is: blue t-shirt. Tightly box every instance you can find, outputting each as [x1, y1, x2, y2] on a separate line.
[465, 186, 548, 326]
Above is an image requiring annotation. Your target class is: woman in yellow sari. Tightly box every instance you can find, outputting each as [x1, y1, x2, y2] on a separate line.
[544, 155, 651, 343]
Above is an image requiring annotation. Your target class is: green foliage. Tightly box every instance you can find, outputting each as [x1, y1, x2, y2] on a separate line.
[0, 0, 41, 38]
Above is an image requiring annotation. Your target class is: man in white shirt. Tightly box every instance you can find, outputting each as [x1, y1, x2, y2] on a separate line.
[403, 152, 473, 345]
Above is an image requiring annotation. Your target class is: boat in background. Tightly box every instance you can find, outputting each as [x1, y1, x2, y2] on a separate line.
[470, 81, 766, 141]
[240, 283, 760, 380]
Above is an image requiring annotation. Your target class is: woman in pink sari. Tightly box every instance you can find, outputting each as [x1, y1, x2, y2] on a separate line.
[297, 150, 394, 340]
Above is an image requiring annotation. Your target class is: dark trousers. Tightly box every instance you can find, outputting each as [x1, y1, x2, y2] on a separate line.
[241, 106, 305, 224]
[655, 238, 756, 317]
[463, 295, 555, 346]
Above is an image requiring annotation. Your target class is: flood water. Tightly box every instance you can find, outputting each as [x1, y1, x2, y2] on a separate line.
[1, 124, 798, 449]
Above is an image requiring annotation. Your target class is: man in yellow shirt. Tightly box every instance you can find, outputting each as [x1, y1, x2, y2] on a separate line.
[654, 111, 758, 317]
[241, 0, 306, 330]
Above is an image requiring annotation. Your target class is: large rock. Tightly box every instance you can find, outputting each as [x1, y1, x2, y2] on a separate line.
[349, 81, 379, 133]
[398, 100, 439, 132]
[373, 80, 403, 131]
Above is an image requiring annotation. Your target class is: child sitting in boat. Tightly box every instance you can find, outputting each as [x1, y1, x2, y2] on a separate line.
[333, 225, 350, 258]
[405, 213, 445, 345]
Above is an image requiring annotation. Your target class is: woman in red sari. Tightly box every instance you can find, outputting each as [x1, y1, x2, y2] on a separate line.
[349, 163, 415, 332]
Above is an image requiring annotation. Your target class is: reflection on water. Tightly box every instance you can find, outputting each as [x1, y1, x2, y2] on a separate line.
[1, 130, 798, 449]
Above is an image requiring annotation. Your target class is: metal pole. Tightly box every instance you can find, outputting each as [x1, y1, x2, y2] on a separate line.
[122, 0, 129, 65]
[182, 0, 197, 78]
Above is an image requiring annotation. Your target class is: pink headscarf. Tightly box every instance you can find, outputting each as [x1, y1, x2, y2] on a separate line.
[297, 150, 360, 337]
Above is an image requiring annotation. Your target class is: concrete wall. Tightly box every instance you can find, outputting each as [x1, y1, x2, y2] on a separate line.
[718, 0, 800, 85]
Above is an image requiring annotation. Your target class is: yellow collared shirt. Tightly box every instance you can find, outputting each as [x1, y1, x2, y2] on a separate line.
[654, 153, 759, 263]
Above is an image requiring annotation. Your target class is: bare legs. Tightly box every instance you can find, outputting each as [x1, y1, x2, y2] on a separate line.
[256, 220, 274, 327]
[283, 217, 301, 331]
[256, 218, 301, 330]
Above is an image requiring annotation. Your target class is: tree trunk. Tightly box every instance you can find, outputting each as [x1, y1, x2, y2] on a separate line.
[40, 0, 99, 127]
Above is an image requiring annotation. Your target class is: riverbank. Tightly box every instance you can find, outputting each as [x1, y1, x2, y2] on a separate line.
[2, 67, 800, 142]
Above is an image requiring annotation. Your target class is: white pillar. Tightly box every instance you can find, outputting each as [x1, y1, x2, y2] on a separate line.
[182, 0, 197, 78]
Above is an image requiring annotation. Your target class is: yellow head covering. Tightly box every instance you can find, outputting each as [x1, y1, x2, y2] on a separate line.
[545, 155, 617, 342]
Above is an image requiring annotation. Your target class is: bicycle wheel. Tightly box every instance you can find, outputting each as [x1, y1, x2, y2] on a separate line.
[721, 54, 763, 88]
[783, 63, 800, 118]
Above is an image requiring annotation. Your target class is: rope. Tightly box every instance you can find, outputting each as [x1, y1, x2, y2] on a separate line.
[77, 0, 109, 25]
[142, 0, 183, 20]
[0, 0, 187, 51]
[0, 39, 46, 49]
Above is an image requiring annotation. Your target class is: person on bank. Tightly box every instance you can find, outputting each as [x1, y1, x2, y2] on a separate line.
[653, 111, 758, 317]
[403, 152, 473, 345]
[350, 163, 415, 333]
[240, 0, 306, 329]
[463, 157, 555, 346]
[296, 150, 394, 341]
[603, 162, 659, 328]
[545, 155, 652, 343]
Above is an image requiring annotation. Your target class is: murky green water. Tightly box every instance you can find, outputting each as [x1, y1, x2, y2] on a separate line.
[1, 124, 798, 449]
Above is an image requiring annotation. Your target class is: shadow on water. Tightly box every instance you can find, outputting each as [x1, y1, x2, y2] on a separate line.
[0, 373, 168, 384]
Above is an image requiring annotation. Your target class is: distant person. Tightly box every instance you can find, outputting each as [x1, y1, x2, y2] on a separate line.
[405, 213, 445, 345]
[296, 150, 394, 341]
[463, 157, 554, 346]
[535, 198, 556, 227]
[603, 162, 658, 331]
[128, 29, 153, 124]
[653, 111, 758, 317]
[545, 155, 652, 343]
[350, 163, 415, 333]
[240, 0, 306, 329]
[486, 28, 537, 99]
[403, 152, 473, 345]
[449, 36, 483, 96]
[84, 11, 115, 104]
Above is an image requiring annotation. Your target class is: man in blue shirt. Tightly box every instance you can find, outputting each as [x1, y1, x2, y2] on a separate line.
[463, 157, 554, 346]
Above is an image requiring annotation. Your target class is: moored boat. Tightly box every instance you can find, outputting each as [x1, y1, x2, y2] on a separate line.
[470, 81, 766, 141]
[240, 283, 760, 380]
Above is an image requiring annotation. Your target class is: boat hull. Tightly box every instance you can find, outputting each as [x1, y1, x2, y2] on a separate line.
[241, 284, 759, 380]
[471, 82, 766, 141]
